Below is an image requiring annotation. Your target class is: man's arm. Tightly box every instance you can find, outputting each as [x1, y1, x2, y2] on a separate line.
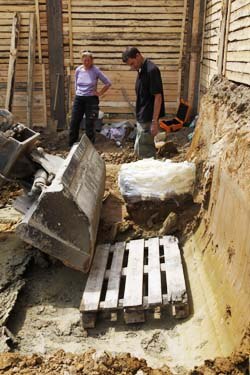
[151, 93, 162, 136]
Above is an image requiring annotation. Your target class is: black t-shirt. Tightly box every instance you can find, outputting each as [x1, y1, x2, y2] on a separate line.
[135, 59, 165, 123]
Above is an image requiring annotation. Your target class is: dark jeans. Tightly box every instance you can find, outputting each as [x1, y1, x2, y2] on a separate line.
[69, 95, 99, 146]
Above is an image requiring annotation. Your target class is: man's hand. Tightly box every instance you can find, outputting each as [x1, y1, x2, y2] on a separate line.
[151, 120, 159, 136]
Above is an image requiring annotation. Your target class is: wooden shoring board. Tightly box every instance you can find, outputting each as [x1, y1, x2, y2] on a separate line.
[80, 237, 189, 327]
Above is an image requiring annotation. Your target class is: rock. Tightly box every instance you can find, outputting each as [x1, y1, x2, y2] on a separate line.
[118, 221, 132, 233]
[159, 212, 178, 235]
[154, 132, 167, 143]
[157, 141, 178, 157]
[146, 212, 159, 228]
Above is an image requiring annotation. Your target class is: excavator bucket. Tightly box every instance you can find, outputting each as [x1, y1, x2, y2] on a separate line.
[0, 112, 105, 272]
[15, 135, 106, 272]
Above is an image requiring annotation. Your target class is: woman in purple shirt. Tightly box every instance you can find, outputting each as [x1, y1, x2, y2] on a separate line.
[69, 51, 111, 146]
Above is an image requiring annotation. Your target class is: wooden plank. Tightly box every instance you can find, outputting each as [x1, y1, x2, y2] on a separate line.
[71, 6, 183, 14]
[230, 3, 250, 23]
[80, 244, 110, 312]
[227, 40, 250, 51]
[225, 69, 250, 85]
[229, 16, 250, 32]
[177, 0, 188, 98]
[231, 0, 249, 12]
[124, 308, 145, 324]
[123, 239, 144, 307]
[71, 0, 184, 6]
[71, 26, 183, 33]
[67, 0, 73, 67]
[217, 0, 229, 74]
[71, 19, 183, 27]
[161, 236, 186, 303]
[71, 13, 184, 20]
[81, 312, 97, 328]
[46, 0, 66, 129]
[104, 242, 125, 309]
[183, 0, 194, 100]
[147, 237, 162, 306]
[0, 5, 35, 11]
[228, 26, 250, 41]
[27, 13, 36, 128]
[5, 12, 21, 111]
[227, 51, 250, 62]
[226, 61, 250, 74]
[35, 0, 42, 63]
[41, 63, 47, 126]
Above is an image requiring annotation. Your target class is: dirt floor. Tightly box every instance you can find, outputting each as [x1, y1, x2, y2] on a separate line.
[0, 89, 249, 375]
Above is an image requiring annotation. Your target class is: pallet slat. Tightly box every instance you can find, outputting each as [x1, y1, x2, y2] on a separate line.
[80, 243, 110, 312]
[123, 239, 144, 307]
[161, 236, 187, 303]
[147, 237, 162, 306]
[104, 242, 125, 309]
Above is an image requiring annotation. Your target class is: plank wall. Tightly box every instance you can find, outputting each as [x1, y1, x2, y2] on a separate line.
[63, 0, 188, 122]
[200, 0, 223, 91]
[200, 0, 250, 92]
[0, 0, 48, 127]
[225, 0, 250, 85]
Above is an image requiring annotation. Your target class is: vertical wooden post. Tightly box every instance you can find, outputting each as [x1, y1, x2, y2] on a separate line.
[66, 66, 72, 128]
[177, 0, 188, 103]
[35, 0, 42, 64]
[217, 0, 230, 75]
[42, 63, 47, 126]
[183, 0, 194, 101]
[5, 12, 21, 111]
[68, 0, 73, 68]
[222, 0, 232, 76]
[27, 13, 36, 128]
[46, 0, 66, 130]
[197, 0, 208, 108]
[188, 0, 206, 118]
[35, 0, 48, 127]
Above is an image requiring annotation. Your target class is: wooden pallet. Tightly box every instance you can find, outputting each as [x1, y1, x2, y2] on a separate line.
[80, 236, 189, 328]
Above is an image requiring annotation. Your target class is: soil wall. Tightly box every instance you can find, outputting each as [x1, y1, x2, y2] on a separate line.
[186, 76, 250, 353]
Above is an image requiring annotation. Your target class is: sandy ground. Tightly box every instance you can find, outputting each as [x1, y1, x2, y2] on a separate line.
[0, 110, 249, 374]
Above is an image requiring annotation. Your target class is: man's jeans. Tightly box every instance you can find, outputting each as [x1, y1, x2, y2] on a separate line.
[134, 122, 156, 158]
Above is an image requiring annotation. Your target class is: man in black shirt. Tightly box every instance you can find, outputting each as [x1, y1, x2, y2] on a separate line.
[122, 47, 165, 158]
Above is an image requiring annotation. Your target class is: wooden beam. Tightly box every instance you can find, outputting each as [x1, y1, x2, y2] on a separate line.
[217, 0, 230, 75]
[5, 12, 21, 111]
[198, 0, 208, 105]
[183, 0, 194, 100]
[35, 0, 42, 64]
[42, 63, 47, 126]
[68, 0, 73, 67]
[177, 0, 188, 101]
[27, 13, 36, 128]
[46, 0, 66, 129]
[188, 0, 206, 117]
[222, 0, 232, 75]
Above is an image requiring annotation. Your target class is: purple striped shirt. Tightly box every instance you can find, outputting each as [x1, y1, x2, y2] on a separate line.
[75, 65, 111, 96]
